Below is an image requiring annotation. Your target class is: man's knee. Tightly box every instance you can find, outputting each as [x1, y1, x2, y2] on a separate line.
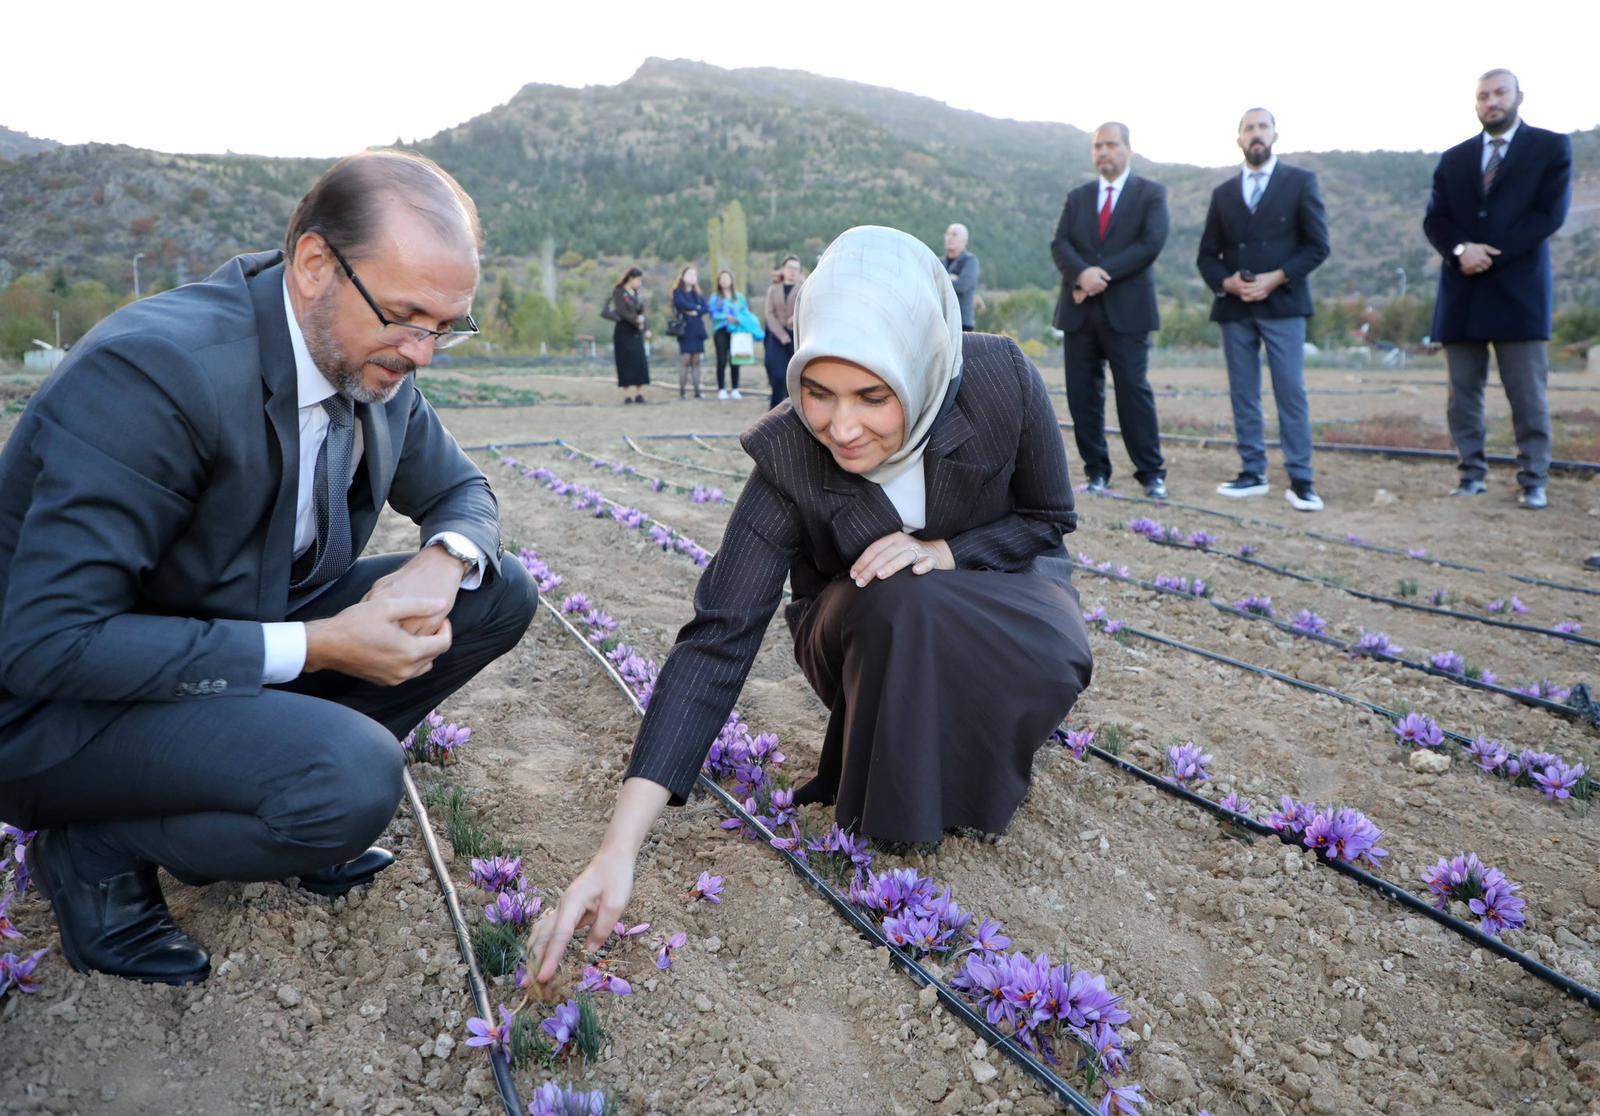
[457, 557, 539, 651]
[265, 712, 403, 854]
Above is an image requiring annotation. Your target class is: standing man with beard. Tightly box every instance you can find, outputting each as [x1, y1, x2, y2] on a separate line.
[1425, 69, 1571, 510]
[1052, 122, 1171, 499]
[1198, 108, 1330, 511]
[0, 150, 537, 985]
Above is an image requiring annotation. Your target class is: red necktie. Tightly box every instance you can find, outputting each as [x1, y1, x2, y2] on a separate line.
[1098, 186, 1115, 240]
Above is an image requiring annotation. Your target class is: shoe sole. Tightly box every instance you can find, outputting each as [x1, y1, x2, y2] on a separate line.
[1285, 492, 1324, 512]
[1217, 485, 1269, 498]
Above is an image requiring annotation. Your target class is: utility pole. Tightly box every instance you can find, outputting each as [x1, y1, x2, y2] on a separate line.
[1395, 267, 1407, 300]
[53, 310, 60, 350]
[132, 252, 145, 299]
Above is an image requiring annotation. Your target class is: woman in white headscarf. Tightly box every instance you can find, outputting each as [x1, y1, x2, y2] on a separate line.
[532, 226, 1092, 981]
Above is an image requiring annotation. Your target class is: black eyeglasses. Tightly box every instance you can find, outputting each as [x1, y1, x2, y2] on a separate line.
[326, 242, 479, 350]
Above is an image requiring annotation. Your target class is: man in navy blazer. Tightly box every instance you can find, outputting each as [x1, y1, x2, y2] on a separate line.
[1052, 122, 1171, 498]
[1424, 69, 1571, 509]
[1197, 109, 1330, 511]
[0, 151, 536, 984]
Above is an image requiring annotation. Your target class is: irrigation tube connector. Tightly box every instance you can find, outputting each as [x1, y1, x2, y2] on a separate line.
[622, 434, 749, 480]
[538, 599, 1101, 1116]
[1079, 485, 1600, 602]
[1058, 420, 1600, 475]
[402, 768, 524, 1116]
[1059, 731, 1600, 1014]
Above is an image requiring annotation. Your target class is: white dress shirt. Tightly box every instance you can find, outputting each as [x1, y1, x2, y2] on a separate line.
[1240, 155, 1279, 207]
[1097, 168, 1131, 217]
[260, 279, 484, 683]
[1481, 121, 1520, 171]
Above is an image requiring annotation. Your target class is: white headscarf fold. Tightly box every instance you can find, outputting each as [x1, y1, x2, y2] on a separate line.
[786, 226, 963, 487]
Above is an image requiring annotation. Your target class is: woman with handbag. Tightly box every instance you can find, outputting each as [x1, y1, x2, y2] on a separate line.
[531, 226, 1093, 981]
[763, 255, 804, 407]
[707, 269, 749, 401]
[670, 267, 711, 400]
[608, 267, 650, 404]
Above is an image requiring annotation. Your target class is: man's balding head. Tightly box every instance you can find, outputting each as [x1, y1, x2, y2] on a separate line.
[284, 149, 481, 264]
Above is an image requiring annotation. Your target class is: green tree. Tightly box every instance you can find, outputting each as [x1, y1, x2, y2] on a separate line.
[706, 215, 723, 289]
[721, 200, 749, 293]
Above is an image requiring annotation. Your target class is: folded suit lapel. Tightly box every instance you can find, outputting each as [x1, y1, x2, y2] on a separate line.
[250, 262, 300, 622]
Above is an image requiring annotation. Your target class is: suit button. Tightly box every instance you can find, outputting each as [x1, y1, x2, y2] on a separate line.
[1477, 210, 1487, 217]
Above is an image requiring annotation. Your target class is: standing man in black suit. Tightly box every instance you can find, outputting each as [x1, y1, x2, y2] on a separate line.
[1424, 68, 1571, 510]
[0, 150, 537, 985]
[1197, 108, 1330, 511]
[1052, 122, 1171, 498]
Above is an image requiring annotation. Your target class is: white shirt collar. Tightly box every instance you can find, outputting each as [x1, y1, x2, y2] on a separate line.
[282, 276, 337, 409]
[1482, 121, 1520, 149]
[1099, 168, 1131, 199]
[1241, 155, 1278, 182]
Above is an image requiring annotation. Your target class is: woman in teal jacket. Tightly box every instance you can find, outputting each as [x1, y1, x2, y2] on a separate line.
[707, 269, 760, 400]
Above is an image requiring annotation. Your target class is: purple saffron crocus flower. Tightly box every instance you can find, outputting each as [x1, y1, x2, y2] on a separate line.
[1532, 760, 1585, 801]
[1233, 594, 1275, 617]
[464, 1003, 516, 1061]
[1509, 597, 1528, 614]
[0, 892, 21, 940]
[1406, 547, 1428, 559]
[1237, 543, 1258, 558]
[1291, 609, 1327, 636]
[469, 856, 524, 893]
[1188, 530, 1215, 549]
[577, 965, 633, 997]
[1466, 735, 1508, 773]
[559, 593, 591, 615]
[1486, 598, 1506, 613]
[1266, 795, 1316, 835]
[484, 888, 541, 932]
[1302, 806, 1387, 867]
[1087, 1021, 1128, 1077]
[1469, 879, 1528, 935]
[1554, 620, 1582, 635]
[1219, 791, 1252, 817]
[528, 1080, 607, 1116]
[689, 871, 723, 904]
[0, 947, 48, 995]
[1065, 967, 1131, 1029]
[1063, 728, 1094, 759]
[612, 920, 650, 940]
[1167, 741, 1213, 786]
[1099, 1084, 1147, 1115]
[1352, 628, 1402, 659]
[541, 999, 582, 1055]
[655, 931, 688, 970]
[1428, 588, 1447, 606]
[1103, 619, 1126, 636]
[1392, 712, 1445, 749]
[1429, 650, 1465, 674]
[966, 917, 1011, 955]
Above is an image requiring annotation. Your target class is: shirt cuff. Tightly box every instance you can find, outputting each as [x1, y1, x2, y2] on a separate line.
[261, 622, 307, 684]
[427, 531, 486, 591]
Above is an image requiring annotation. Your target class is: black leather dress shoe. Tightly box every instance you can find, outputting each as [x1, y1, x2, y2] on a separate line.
[1518, 485, 1547, 510]
[297, 847, 396, 896]
[1084, 475, 1109, 494]
[1449, 479, 1487, 496]
[1586, 553, 1600, 572]
[30, 830, 210, 985]
[1143, 478, 1168, 500]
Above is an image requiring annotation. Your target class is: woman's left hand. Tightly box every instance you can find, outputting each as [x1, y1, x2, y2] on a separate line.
[851, 532, 954, 586]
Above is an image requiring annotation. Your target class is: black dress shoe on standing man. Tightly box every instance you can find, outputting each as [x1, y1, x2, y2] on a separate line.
[1143, 478, 1168, 500]
[30, 829, 210, 985]
[1084, 475, 1109, 494]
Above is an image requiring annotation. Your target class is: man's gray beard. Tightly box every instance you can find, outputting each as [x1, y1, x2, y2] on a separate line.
[302, 292, 408, 406]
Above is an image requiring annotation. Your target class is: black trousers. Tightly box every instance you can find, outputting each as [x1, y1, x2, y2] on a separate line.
[713, 330, 739, 391]
[1063, 301, 1165, 485]
[764, 337, 793, 408]
[0, 554, 537, 883]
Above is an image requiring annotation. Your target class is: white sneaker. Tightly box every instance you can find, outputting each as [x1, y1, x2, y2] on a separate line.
[1285, 481, 1324, 512]
[718, 389, 729, 400]
[730, 389, 743, 400]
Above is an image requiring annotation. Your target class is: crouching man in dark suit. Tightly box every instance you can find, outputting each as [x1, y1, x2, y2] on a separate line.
[0, 150, 537, 984]
[1197, 108, 1330, 511]
[1424, 68, 1571, 510]
[1052, 122, 1171, 499]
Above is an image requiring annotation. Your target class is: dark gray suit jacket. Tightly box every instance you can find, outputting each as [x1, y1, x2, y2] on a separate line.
[1196, 162, 1330, 322]
[623, 332, 1077, 802]
[0, 251, 503, 778]
[1051, 174, 1169, 335]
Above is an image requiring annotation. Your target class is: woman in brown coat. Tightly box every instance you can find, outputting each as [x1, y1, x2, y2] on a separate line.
[762, 254, 803, 407]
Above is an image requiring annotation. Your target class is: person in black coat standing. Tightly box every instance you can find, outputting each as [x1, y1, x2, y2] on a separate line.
[1197, 108, 1330, 512]
[1424, 68, 1572, 510]
[1052, 122, 1170, 499]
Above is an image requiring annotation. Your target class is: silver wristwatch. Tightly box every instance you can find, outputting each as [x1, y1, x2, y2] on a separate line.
[433, 537, 478, 574]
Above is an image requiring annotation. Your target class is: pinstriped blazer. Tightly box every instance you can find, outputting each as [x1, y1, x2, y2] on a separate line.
[624, 332, 1077, 802]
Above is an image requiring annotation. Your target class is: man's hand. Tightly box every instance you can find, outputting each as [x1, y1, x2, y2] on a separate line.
[1077, 267, 1111, 297]
[850, 531, 955, 586]
[1221, 272, 1250, 298]
[1458, 243, 1500, 275]
[364, 545, 466, 636]
[1072, 288, 1087, 305]
[303, 597, 453, 686]
[1239, 269, 1287, 302]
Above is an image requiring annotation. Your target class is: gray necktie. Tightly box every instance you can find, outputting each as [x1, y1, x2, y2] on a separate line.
[1483, 138, 1506, 192]
[1247, 171, 1265, 213]
[290, 395, 355, 598]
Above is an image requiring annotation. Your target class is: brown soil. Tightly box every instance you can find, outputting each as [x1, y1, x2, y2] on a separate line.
[2, 359, 1597, 1116]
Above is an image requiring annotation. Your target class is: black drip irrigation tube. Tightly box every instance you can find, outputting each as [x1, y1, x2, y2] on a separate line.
[1111, 526, 1600, 654]
[622, 434, 748, 480]
[537, 598, 1101, 1115]
[402, 769, 524, 1116]
[1058, 420, 1600, 475]
[1078, 486, 1600, 601]
[1063, 732, 1600, 1013]
[1071, 558, 1600, 726]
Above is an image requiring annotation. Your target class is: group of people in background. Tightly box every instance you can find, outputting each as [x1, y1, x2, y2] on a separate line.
[1048, 68, 1571, 514]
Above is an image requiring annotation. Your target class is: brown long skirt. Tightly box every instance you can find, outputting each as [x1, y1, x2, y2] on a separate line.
[790, 567, 1093, 843]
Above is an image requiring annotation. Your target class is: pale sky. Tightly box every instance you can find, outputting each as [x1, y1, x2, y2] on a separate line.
[7, 1, 1596, 167]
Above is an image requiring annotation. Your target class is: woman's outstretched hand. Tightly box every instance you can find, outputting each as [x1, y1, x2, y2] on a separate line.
[851, 531, 954, 587]
[530, 777, 671, 985]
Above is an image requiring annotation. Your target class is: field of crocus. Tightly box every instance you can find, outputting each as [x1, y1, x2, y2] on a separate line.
[1, 359, 1597, 1116]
